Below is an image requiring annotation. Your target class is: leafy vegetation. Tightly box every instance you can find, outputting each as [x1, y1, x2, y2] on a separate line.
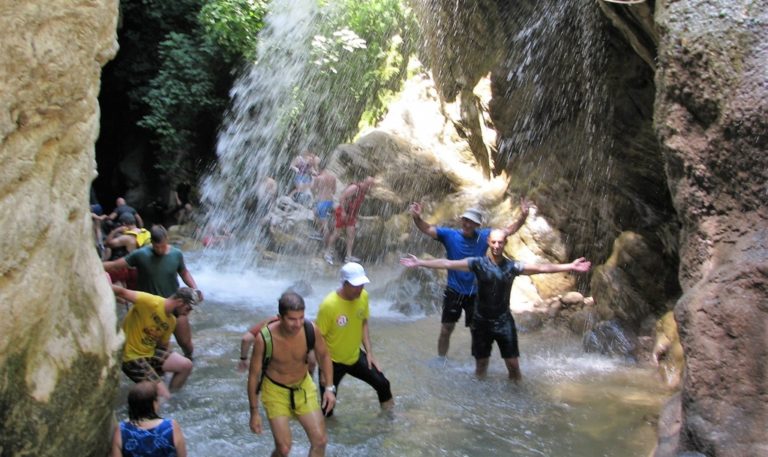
[97, 0, 415, 210]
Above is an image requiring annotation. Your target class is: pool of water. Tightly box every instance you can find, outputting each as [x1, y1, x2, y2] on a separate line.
[113, 258, 669, 456]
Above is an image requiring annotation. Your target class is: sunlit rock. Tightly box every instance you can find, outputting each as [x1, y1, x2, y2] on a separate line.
[0, 0, 120, 455]
[652, 311, 683, 389]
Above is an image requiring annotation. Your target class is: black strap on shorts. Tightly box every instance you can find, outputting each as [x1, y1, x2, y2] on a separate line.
[265, 374, 306, 411]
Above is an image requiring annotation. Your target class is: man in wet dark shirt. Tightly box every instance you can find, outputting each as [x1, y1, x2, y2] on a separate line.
[401, 229, 591, 380]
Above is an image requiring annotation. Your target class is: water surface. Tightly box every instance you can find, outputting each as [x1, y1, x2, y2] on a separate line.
[115, 258, 668, 456]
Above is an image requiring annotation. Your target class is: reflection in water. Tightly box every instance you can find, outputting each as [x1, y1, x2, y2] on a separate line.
[114, 260, 667, 456]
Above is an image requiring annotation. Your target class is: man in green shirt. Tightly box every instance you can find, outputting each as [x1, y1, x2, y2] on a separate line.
[104, 225, 202, 359]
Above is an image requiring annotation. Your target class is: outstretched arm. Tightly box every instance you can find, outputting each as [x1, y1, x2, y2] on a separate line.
[179, 269, 203, 301]
[408, 202, 438, 239]
[103, 257, 129, 272]
[400, 254, 471, 272]
[500, 197, 530, 237]
[522, 257, 592, 275]
[111, 284, 138, 303]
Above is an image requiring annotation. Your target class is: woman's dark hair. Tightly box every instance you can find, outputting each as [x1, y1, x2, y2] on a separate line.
[127, 381, 161, 423]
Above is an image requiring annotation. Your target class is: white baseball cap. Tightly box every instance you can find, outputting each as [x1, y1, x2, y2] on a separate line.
[340, 262, 370, 286]
[460, 208, 484, 225]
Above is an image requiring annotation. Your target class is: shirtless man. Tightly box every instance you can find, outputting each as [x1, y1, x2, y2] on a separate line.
[310, 164, 336, 242]
[323, 176, 374, 265]
[289, 150, 318, 205]
[103, 213, 151, 289]
[103, 213, 150, 260]
[247, 292, 336, 457]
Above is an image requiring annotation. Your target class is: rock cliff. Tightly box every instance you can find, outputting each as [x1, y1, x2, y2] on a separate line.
[412, 0, 767, 455]
[0, 1, 121, 456]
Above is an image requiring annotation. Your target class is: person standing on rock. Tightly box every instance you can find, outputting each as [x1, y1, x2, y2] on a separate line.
[104, 225, 203, 360]
[408, 198, 530, 358]
[323, 176, 374, 265]
[401, 229, 591, 380]
[310, 161, 336, 243]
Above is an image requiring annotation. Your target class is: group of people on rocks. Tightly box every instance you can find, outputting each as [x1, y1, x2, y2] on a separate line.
[105, 190, 591, 456]
[264, 150, 377, 265]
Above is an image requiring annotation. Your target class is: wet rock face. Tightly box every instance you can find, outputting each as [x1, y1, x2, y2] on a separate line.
[654, 1, 768, 455]
[0, 1, 120, 456]
[417, 1, 681, 319]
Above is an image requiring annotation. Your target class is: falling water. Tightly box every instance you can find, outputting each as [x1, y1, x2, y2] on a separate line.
[200, 0, 318, 265]
[164, 2, 674, 454]
[495, 1, 617, 262]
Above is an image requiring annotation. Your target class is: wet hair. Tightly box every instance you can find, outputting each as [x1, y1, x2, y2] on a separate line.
[172, 287, 198, 306]
[127, 381, 161, 423]
[150, 225, 168, 244]
[118, 212, 136, 226]
[278, 291, 305, 316]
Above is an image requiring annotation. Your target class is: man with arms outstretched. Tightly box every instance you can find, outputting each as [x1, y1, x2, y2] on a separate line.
[409, 199, 530, 357]
[247, 292, 336, 457]
[401, 229, 591, 380]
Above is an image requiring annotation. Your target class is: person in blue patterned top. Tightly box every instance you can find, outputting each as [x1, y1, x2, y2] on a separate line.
[111, 381, 187, 457]
[401, 229, 591, 381]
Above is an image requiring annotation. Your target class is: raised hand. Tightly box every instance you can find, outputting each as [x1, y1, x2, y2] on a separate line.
[399, 254, 420, 268]
[570, 257, 592, 273]
[408, 202, 422, 218]
[519, 197, 531, 218]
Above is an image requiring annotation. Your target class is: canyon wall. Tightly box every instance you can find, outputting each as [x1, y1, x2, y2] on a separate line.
[412, 0, 767, 455]
[0, 1, 121, 456]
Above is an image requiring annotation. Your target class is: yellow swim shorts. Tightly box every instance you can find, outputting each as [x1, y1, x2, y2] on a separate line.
[261, 373, 320, 419]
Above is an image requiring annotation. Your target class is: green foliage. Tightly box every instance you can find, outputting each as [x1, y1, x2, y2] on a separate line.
[102, 0, 414, 193]
[137, 32, 225, 180]
[199, 0, 268, 61]
[297, 0, 417, 150]
[132, 0, 270, 183]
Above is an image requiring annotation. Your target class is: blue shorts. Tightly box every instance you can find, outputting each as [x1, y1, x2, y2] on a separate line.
[295, 174, 312, 186]
[315, 200, 334, 220]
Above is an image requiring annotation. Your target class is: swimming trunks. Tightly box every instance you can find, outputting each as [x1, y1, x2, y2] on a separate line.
[261, 372, 320, 419]
[315, 200, 334, 220]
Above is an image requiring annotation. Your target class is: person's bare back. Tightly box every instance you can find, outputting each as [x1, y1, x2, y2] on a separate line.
[312, 169, 336, 202]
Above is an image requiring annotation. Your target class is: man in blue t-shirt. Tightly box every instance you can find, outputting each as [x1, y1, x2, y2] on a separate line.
[409, 199, 530, 357]
[401, 229, 591, 380]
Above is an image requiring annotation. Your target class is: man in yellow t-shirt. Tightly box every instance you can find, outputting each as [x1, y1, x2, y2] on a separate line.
[315, 262, 394, 417]
[112, 284, 198, 399]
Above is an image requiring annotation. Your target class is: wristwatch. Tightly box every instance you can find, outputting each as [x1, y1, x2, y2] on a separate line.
[325, 385, 336, 394]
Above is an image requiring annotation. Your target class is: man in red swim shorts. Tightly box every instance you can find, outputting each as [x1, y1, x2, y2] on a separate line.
[323, 176, 374, 265]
